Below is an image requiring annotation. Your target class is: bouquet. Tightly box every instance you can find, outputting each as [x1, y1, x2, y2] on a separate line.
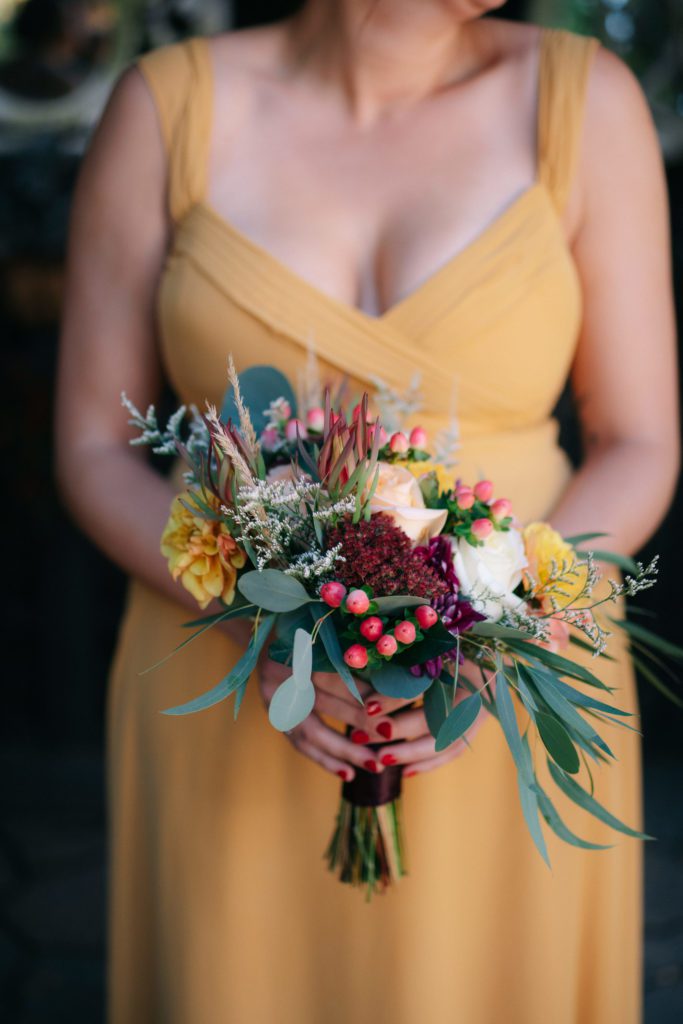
[123, 359, 681, 896]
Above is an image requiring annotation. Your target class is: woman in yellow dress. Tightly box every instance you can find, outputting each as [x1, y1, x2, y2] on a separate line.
[56, 2, 678, 1021]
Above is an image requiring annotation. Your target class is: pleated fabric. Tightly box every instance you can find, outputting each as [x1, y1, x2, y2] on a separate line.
[108, 29, 642, 1024]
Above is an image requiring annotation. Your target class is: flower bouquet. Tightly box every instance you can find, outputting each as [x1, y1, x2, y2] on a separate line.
[123, 360, 681, 895]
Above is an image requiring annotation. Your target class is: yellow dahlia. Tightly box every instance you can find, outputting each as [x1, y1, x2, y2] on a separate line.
[161, 491, 247, 609]
[523, 521, 587, 611]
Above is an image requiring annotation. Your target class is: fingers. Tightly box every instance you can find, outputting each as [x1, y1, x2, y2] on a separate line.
[377, 707, 489, 772]
[290, 713, 387, 777]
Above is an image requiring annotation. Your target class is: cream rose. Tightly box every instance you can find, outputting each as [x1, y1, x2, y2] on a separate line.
[370, 462, 447, 545]
[452, 528, 528, 621]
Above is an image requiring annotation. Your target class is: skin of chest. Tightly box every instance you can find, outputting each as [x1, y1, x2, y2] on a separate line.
[205, 27, 540, 315]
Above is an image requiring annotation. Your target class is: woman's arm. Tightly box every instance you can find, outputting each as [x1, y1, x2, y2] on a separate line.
[549, 48, 679, 547]
[56, 67, 246, 632]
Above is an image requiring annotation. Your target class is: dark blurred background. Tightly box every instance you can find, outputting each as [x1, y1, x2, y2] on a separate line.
[0, 1, 681, 1020]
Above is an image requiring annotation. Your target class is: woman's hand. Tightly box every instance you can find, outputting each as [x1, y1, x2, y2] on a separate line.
[259, 655, 490, 780]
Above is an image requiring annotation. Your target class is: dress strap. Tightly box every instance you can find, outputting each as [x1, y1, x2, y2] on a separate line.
[135, 37, 213, 223]
[537, 29, 600, 214]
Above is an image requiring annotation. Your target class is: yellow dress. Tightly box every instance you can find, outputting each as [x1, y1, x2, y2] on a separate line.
[108, 29, 642, 1024]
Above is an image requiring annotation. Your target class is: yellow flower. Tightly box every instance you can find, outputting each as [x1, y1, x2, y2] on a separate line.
[523, 521, 587, 611]
[406, 460, 456, 495]
[161, 491, 247, 609]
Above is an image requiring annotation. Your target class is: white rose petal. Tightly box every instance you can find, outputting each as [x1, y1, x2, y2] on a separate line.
[452, 529, 528, 621]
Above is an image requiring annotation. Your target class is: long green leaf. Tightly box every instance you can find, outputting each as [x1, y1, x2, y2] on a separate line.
[315, 613, 363, 703]
[471, 622, 531, 640]
[552, 678, 632, 718]
[238, 569, 312, 612]
[547, 759, 653, 840]
[631, 654, 683, 709]
[507, 640, 611, 691]
[536, 711, 580, 774]
[163, 613, 276, 715]
[576, 548, 639, 575]
[569, 634, 615, 662]
[141, 608, 237, 675]
[495, 665, 530, 782]
[526, 667, 614, 759]
[565, 532, 609, 545]
[518, 736, 550, 865]
[373, 595, 425, 612]
[435, 693, 482, 752]
[612, 617, 683, 662]
[533, 783, 612, 850]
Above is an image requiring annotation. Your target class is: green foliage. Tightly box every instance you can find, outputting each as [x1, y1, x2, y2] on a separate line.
[435, 693, 482, 752]
[268, 628, 316, 731]
[238, 569, 312, 612]
[221, 365, 297, 435]
[162, 613, 275, 716]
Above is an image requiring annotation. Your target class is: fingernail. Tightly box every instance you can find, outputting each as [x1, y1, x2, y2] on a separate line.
[377, 721, 392, 740]
[351, 729, 370, 745]
[381, 753, 398, 766]
[404, 769, 418, 778]
[336, 769, 350, 781]
[366, 700, 383, 717]
[364, 759, 379, 773]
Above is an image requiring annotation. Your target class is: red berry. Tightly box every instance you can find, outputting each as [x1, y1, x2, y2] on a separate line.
[345, 589, 371, 615]
[415, 605, 438, 630]
[360, 616, 383, 641]
[409, 426, 428, 449]
[394, 620, 416, 645]
[320, 581, 347, 608]
[376, 634, 398, 657]
[343, 644, 369, 670]
[456, 488, 475, 510]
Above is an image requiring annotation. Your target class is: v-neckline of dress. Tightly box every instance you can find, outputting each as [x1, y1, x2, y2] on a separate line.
[188, 180, 548, 327]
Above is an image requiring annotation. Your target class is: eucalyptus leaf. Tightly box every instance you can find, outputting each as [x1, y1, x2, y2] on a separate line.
[547, 760, 653, 839]
[370, 663, 433, 700]
[423, 679, 450, 740]
[435, 693, 482, 752]
[535, 711, 580, 774]
[220, 364, 297, 434]
[238, 569, 312, 612]
[163, 613, 275, 716]
[316, 612, 363, 703]
[292, 628, 313, 685]
[268, 673, 316, 731]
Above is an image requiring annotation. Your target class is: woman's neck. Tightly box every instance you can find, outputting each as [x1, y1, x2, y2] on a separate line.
[287, 0, 490, 126]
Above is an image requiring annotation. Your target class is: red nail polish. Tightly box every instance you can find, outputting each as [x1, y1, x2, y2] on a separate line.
[366, 700, 382, 717]
[351, 729, 370, 745]
[377, 721, 392, 740]
[404, 769, 418, 778]
[364, 759, 379, 773]
[336, 769, 349, 781]
[381, 753, 398, 766]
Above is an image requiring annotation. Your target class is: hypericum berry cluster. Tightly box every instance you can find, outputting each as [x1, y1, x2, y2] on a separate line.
[260, 398, 326, 452]
[320, 582, 439, 671]
[444, 478, 513, 546]
[378, 426, 431, 464]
